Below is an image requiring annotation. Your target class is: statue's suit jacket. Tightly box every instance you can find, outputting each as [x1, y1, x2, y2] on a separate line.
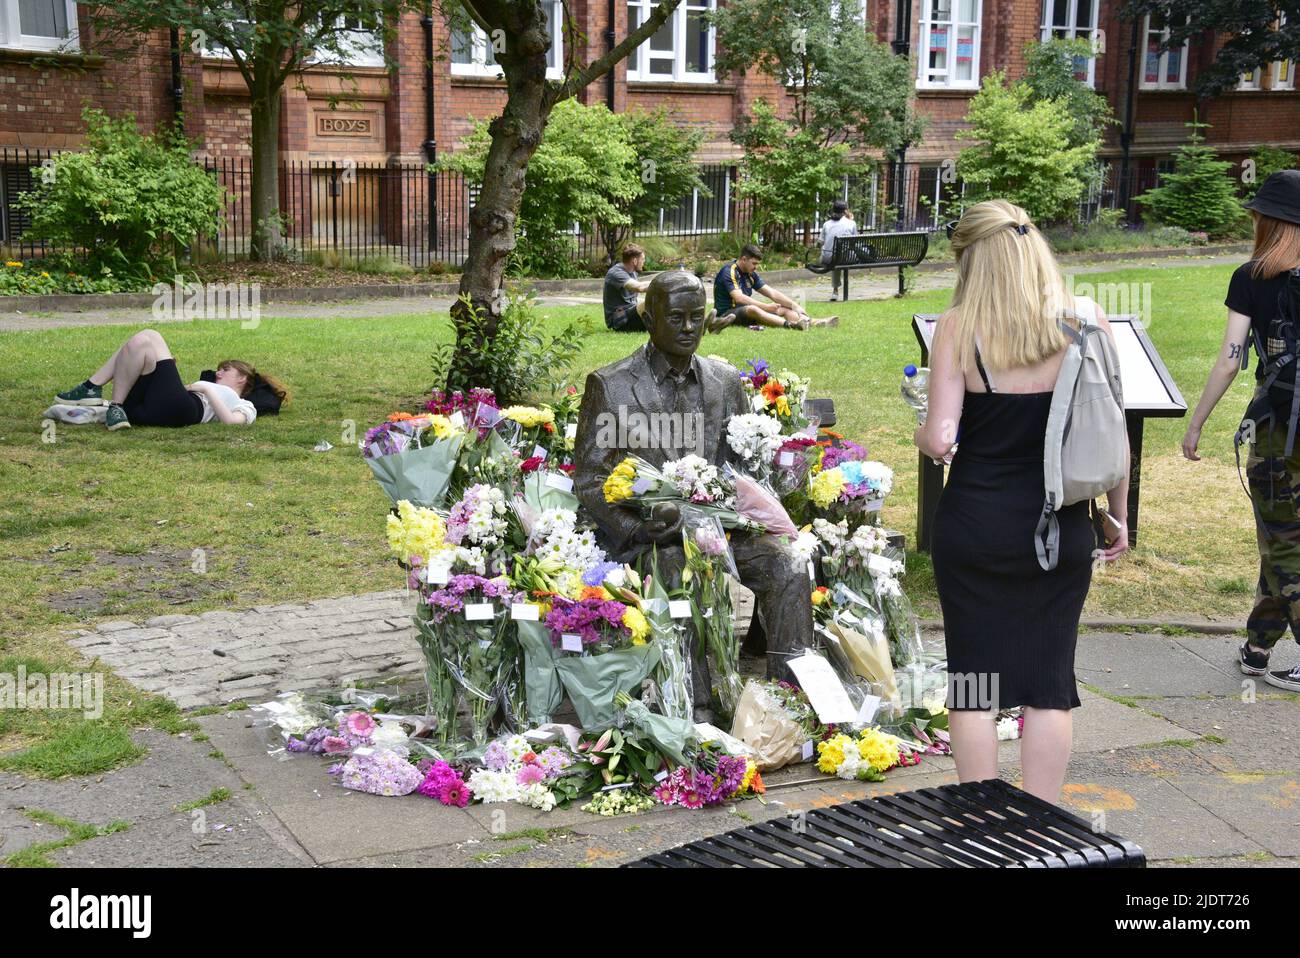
[573, 342, 750, 560]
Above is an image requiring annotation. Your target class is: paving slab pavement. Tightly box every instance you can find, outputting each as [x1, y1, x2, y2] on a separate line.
[5, 610, 1296, 867]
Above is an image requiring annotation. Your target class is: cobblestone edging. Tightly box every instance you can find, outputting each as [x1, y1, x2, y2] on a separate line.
[65, 591, 421, 709]
[63, 587, 763, 709]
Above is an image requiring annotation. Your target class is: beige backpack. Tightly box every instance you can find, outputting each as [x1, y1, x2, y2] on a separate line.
[1035, 304, 1127, 571]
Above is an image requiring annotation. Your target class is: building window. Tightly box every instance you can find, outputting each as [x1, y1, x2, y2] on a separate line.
[918, 0, 981, 90]
[1040, 0, 1098, 86]
[452, 1, 563, 79]
[0, 0, 79, 52]
[335, 15, 384, 67]
[1274, 14, 1295, 90]
[1140, 12, 1187, 90]
[627, 0, 716, 83]
[658, 166, 730, 233]
[1238, 65, 1262, 90]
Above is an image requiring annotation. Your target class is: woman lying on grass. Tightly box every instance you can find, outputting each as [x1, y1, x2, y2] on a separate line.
[54, 328, 288, 431]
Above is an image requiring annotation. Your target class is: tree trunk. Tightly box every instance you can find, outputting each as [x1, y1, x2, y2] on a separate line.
[448, 63, 551, 387]
[249, 86, 283, 263]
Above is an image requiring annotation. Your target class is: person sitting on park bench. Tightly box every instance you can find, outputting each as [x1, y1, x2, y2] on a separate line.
[712, 243, 836, 331]
[54, 329, 287, 431]
[819, 201, 858, 302]
[603, 243, 651, 332]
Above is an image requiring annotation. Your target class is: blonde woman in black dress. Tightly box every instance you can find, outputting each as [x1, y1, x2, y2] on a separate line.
[914, 200, 1130, 804]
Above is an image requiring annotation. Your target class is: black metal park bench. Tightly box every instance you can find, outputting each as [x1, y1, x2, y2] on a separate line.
[806, 230, 930, 299]
[627, 779, 1145, 868]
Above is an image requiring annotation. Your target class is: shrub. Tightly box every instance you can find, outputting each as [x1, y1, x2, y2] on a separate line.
[956, 71, 1099, 225]
[17, 109, 225, 281]
[1136, 118, 1248, 238]
[1243, 145, 1297, 199]
[0, 258, 131, 295]
[434, 291, 588, 403]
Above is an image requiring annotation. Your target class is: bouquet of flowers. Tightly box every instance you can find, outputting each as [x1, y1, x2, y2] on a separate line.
[425, 574, 522, 747]
[465, 733, 583, 811]
[729, 679, 826, 771]
[603, 453, 763, 533]
[726, 412, 784, 480]
[809, 454, 893, 525]
[417, 759, 473, 807]
[815, 727, 909, 782]
[545, 591, 662, 729]
[427, 387, 500, 439]
[681, 517, 742, 721]
[363, 413, 467, 508]
[330, 747, 424, 796]
[739, 358, 812, 433]
[442, 482, 512, 577]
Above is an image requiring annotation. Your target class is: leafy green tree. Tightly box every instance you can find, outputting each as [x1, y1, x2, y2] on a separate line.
[441, 100, 635, 277]
[956, 71, 1100, 224]
[732, 100, 852, 244]
[83, 1, 420, 261]
[1137, 118, 1249, 236]
[612, 110, 708, 265]
[18, 109, 225, 279]
[710, 0, 920, 152]
[1022, 38, 1114, 150]
[1244, 145, 1298, 199]
[1124, 1, 1300, 96]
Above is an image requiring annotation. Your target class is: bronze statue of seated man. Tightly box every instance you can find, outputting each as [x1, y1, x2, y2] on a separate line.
[573, 269, 814, 722]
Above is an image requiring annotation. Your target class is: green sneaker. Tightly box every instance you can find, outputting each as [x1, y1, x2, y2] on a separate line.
[105, 404, 131, 431]
[56, 381, 105, 406]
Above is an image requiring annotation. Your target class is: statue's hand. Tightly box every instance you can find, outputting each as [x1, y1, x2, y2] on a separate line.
[705, 307, 728, 335]
[635, 505, 684, 545]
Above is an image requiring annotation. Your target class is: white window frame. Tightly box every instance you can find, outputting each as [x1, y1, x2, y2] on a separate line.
[333, 15, 385, 67]
[451, 1, 563, 79]
[0, 0, 80, 52]
[1039, 0, 1099, 87]
[917, 0, 982, 91]
[626, 0, 717, 84]
[1238, 65, 1262, 90]
[1139, 13, 1188, 90]
[1274, 13, 1295, 91]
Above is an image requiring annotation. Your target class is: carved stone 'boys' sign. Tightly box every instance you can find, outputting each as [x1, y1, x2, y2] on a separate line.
[316, 114, 372, 136]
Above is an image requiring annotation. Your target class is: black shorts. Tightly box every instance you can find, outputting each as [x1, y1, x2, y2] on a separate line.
[121, 359, 204, 427]
[719, 305, 762, 325]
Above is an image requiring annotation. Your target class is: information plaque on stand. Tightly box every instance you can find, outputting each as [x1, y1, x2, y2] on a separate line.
[911, 313, 1187, 551]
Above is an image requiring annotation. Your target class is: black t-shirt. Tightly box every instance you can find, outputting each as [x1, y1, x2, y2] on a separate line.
[1225, 262, 1293, 379]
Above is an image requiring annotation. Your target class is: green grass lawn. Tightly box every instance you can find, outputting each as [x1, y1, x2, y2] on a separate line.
[0, 261, 1258, 764]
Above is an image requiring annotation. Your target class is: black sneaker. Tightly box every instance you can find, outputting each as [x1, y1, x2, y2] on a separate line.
[56, 381, 104, 406]
[1265, 665, 1300, 692]
[1240, 642, 1271, 676]
[105, 403, 131, 431]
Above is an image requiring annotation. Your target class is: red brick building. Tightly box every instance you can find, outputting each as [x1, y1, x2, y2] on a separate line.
[2, 0, 1298, 254]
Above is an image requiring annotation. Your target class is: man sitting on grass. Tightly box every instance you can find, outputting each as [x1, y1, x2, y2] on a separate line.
[712, 243, 837, 331]
[603, 243, 651, 332]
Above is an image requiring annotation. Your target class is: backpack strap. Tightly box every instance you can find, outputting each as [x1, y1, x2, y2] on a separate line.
[1034, 505, 1060, 571]
[973, 347, 995, 393]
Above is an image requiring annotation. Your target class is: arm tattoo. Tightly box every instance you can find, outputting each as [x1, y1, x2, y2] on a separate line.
[1229, 342, 1242, 360]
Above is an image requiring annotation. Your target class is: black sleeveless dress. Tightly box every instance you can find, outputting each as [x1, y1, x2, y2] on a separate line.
[930, 384, 1095, 712]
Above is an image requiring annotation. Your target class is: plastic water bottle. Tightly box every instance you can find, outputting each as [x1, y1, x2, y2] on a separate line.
[901, 364, 929, 425]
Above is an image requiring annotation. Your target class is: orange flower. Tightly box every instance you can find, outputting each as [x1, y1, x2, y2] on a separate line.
[387, 411, 415, 422]
[761, 379, 785, 402]
[752, 771, 766, 794]
[820, 428, 844, 440]
[580, 586, 610, 602]
[542, 421, 556, 433]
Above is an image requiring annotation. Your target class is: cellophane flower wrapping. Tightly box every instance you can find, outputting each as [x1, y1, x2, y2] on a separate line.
[642, 552, 694, 722]
[602, 453, 763, 534]
[729, 679, 823, 771]
[428, 575, 523, 748]
[681, 516, 741, 722]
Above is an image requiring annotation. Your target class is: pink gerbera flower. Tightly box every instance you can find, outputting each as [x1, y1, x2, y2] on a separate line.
[345, 711, 376, 737]
[444, 783, 471, 808]
[516, 764, 545, 786]
[322, 736, 349, 754]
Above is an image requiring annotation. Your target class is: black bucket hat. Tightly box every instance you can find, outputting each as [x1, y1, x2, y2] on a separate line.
[1244, 169, 1300, 225]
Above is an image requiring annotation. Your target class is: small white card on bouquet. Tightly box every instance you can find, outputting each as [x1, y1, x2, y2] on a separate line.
[668, 600, 692, 619]
[510, 603, 540, 621]
[532, 445, 548, 460]
[545, 472, 574, 492]
[449, 411, 466, 429]
[866, 553, 895, 576]
[560, 633, 583, 653]
[464, 603, 494, 621]
[427, 561, 451, 585]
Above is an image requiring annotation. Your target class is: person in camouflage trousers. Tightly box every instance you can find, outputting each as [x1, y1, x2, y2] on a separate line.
[1182, 169, 1300, 693]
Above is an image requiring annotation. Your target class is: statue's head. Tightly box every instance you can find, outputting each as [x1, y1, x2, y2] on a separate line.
[644, 269, 708, 360]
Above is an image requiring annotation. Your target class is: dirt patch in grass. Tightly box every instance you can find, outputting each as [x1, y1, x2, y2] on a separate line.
[192, 261, 459, 289]
[44, 549, 244, 616]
